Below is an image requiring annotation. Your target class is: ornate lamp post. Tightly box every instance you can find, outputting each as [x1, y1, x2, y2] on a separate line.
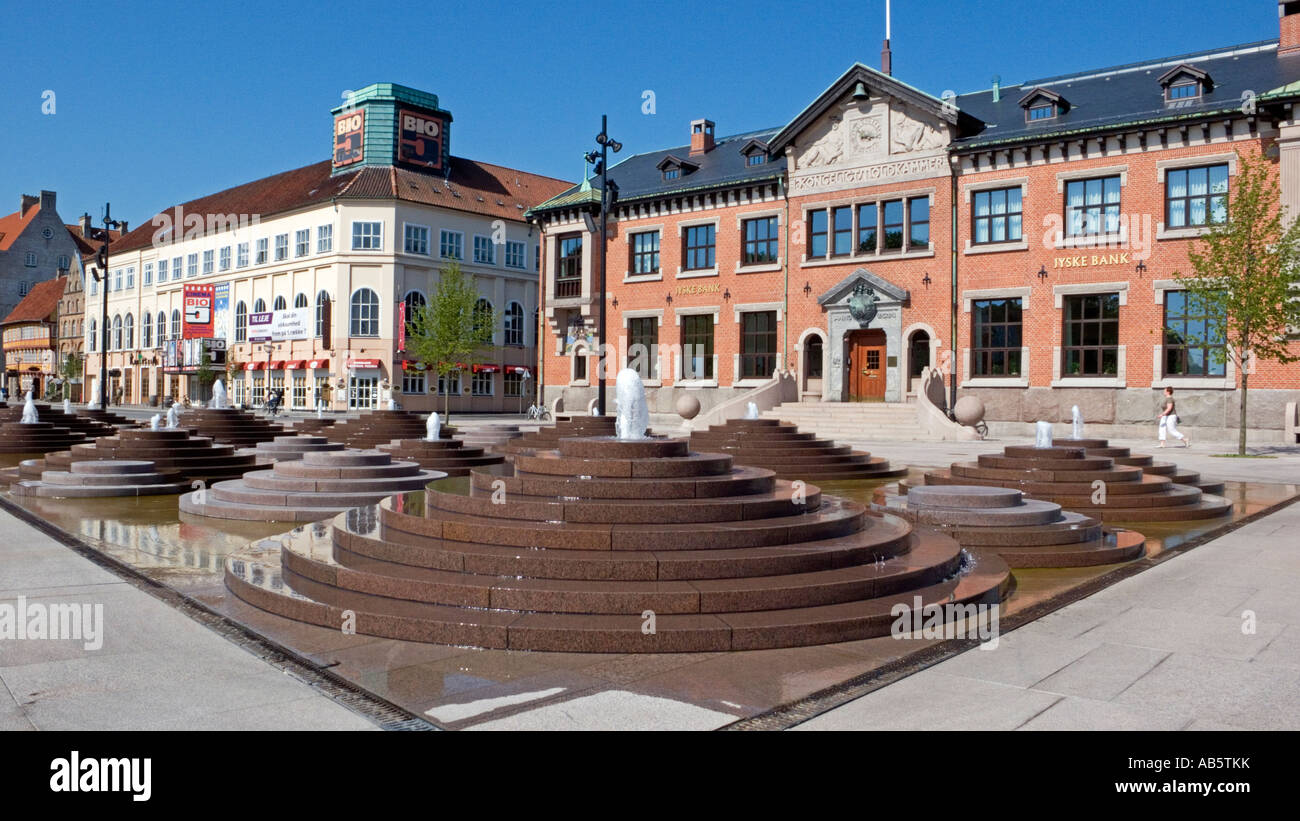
[584, 116, 621, 416]
[88, 204, 124, 407]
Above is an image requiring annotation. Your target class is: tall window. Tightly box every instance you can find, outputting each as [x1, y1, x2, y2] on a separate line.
[113, 268, 122, 291]
[351, 222, 382, 250]
[971, 298, 1023, 376]
[171, 309, 181, 341]
[473, 235, 495, 264]
[1065, 175, 1122, 237]
[236, 243, 249, 268]
[683, 224, 716, 270]
[973, 187, 1024, 244]
[556, 235, 582, 297]
[832, 206, 853, 256]
[681, 314, 714, 380]
[144, 263, 153, 286]
[472, 369, 494, 396]
[113, 315, 123, 350]
[317, 225, 333, 253]
[219, 246, 231, 270]
[295, 229, 310, 257]
[504, 301, 524, 346]
[350, 288, 380, 336]
[88, 318, 96, 351]
[255, 238, 268, 264]
[142, 312, 153, 348]
[254, 298, 266, 314]
[157, 259, 168, 283]
[627, 317, 658, 379]
[439, 230, 463, 259]
[1163, 290, 1226, 376]
[403, 290, 427, 341]
[809, 209, 828, 257]
[743, 217, 779, 265]
[505, 240, 526, 269]
[274, 233, 289, 260]
[882, 200, 905, 250]
[315, 291, 330, 338]
[172, 256, 183, 280]
[294, 292, 308, 309]
[274, 295, 287, 311]
[404, 224, 429, 255]
[187, 253, 198, 277]
[740, 311, 778, 379]
[157, 312, 166, 344]
[473, 299, 493, 344]
[630, 231, 660, 274]
[1062, 293, 1120, 376]
[1166, 164, 1229, 229]
[504, 371, 524, 397]
[908, 198, 930, 249]
[124, 314, 134, 349]
[857, 203, 878, 253]
[202, 250, 214, 274]
[235, 302, 248, 342]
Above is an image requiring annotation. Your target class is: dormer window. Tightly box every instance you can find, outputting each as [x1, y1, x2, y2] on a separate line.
[1018, 87, 1069, 124]
[747, 154, 765, 166]
[656, 154, 698, 183]
[1158, 64, 1211, 103]
[739, 138, 770, 167]
[664, 168, 680, 180]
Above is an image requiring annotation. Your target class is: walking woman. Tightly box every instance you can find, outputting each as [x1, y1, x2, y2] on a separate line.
[1158, 386, 1190, 448]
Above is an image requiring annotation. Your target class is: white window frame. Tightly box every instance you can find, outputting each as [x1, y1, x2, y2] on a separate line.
[404, 223, 430, 256]
[439, 229, 464, 260]
[351, 221, 383, 251]
[317, 224, 333, 253]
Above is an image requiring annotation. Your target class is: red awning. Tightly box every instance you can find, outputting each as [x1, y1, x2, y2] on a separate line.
[285, 360, 306, 370]
[268, 360, 286, 370]
[472, 364, 500, 373]
[508, 366, 533, 376]
[401, 360, 427, 372]
[306, 359, 328, 369]
[347, 358, 382, 370]
[244, 362, 262, 371]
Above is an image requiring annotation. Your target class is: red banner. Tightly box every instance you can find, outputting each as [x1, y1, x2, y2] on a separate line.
[333, 109, 365, 169]
[397, 300, 406, 352]
[183, 284, 215, 339]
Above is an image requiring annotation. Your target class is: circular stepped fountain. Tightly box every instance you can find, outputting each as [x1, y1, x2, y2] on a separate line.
[178, 407, 288, 446]
[0, 404, 116, 438]
[239, 435, 346, 463]
[1051, 437, 1225, 495]
[19, 428, 259, 483]
[223, 436, 1010, 653]
[457, 423, 523, 452]
[291, 417, 337, 435]
[376, 433, 505, 477]
[12, 460, 191, 498]
[320, 410, 431, 449]
[496, 415, 618, 455]
[0, 421, 90, 454]
[180, 449, 445, 522]
[689, 418, 905, 481]
[873, 484, 1146, 568]
[80, 407, 136, 427]
[912, 443, 1231, 522]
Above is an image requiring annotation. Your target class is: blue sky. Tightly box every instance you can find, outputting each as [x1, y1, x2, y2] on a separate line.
[0, 0, 1276, 228]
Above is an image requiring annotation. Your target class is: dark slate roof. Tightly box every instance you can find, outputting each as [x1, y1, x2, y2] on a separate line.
[954, 40, 1300, 149]
[529, 127, 786, 215]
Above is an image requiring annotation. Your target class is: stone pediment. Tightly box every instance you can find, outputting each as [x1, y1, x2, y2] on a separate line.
[818, 268, 909, 306]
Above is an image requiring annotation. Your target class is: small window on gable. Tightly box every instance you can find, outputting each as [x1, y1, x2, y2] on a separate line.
[1028, 104, 1055, 121]
[656, 154, 697, 183]
[1159, 64, 1212, 103]
[1018, 87, 1067, 124]
[747, 154, 765, 166]
[664, 167, 680, 180]
[739, 138, 769, 167]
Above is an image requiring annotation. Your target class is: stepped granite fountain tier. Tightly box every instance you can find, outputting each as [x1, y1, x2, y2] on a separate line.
[873, 484, 1146, 568]
[458, 423, 523, 452]
[911, 443, 1232, 522]
[18, 428, 259, 483]
[79, 406, 136, 426]
[238, 435, 347, 463]
[376, 434, 505, 477]
[320, 410, 435, 449]
[291, 417, 337, 435]
[178, 407, 288, 446]
[0, 404, 116, 438]
[11, 459, 191, 498]
[1051, 437, 1225, 494]
[180, 449, 445, 522]
[496, 415, 619, 455]
[688, 418, 906, 482]
[223, 436, 1011, 653]
[0, 421, 91, 454]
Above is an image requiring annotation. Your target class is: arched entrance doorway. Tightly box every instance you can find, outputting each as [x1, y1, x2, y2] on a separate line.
[802, 333, 824, 398]
[908, 329, 931, 395]
[845, 328, 887, 401]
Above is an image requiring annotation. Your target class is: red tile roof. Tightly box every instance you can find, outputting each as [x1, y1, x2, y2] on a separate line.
[0, 204, 43, 251]
[109, 158, 572, 255]
[2, 276, 67, 325]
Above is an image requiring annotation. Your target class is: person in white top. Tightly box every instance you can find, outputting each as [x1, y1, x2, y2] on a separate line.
[1157, 386, 1189, 448]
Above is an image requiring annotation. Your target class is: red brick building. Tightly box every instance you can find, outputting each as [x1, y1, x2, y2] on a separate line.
[529, 3, 1300, 439]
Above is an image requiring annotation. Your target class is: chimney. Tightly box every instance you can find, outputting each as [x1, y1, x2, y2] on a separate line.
[1282, 2, 1300, 56]
[19, 194, 38, 216]
[80, 213, 92, 237]
[881, 39, 892, 76]
[119, 220, 128, 235]
[39, 190, 56, 211]
[689, 119, 715, 156]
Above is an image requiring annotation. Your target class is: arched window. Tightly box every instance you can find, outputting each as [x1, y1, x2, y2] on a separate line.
[157, 312, 167, 344]
[473, 298, 493, 344]
[112, 315, 123, 350]
[124, 314, 134, 349]
[254, 298, 266, 314]
[294, 293, 308, 309]
[504, 301, 524, 346]
[274, 295, 286, 311]
[235, 301, 248, 342]
[143, 312, 152, 348]
[315, 291, 330, 338]
[171, 309, 181, 341]
[403, 290, 426, 338]
[350, 287, 379, 337]
[88, 318, 96, 352]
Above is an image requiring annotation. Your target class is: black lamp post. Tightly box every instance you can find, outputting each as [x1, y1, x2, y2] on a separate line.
[584, 115, 621, 416]
[89, 204, 124, 407]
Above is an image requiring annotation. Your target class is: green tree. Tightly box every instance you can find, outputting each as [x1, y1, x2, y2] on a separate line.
[404, 263, 496, 421]
[1174, 150, 1300, 455]
[60, 351, 83, 401]
[196, 347, 216, 402]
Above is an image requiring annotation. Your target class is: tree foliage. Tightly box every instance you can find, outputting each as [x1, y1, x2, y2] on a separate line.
[403, 263, 496, 419]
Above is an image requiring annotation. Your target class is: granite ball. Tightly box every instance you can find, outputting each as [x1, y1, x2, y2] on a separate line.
[953, 395, 985, 426]
[675, 393, 701, 420]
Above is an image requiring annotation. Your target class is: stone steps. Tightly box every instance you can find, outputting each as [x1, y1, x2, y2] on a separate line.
[688, 418, 906, 481]
[11, 459, 191, 498]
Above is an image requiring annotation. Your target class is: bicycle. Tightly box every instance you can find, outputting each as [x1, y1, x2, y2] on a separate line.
[525, 403, 550, 422]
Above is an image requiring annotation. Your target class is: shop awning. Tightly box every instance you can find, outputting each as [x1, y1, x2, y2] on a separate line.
[401, 360, 427, 372]
[268, 360, 286, 370]
[472, 364, 500, 373]
[346, 358, 381, 370]
[285, 360, 305, 370]
[508, 366, 533, 376]
[244, 362, 262, 371]
[306, 359, 328, 369]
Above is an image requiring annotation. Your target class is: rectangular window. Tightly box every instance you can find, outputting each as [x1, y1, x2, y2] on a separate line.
[683, 224, 716, 271]
[971, 298, 1023, 376]
[809, 209, 828, 258]
[157, 259, 167, 284]
[504, 371, 524, 397]
[317, 225, 333, 253]
[295, 229, 310, 257]
[275, 233, 289, 260]
[882, 200, 905, 250]
[143, 263, 153, 286]
[439, 230, 463, 260]
[909, 197, 930, 249]
[556, 235, 582, 297]
[681, 314, 714, 380]
[1168, 82, 1199, 100]
[1062, 293, 1121, 376]
[402, 370, 426, 395]
[972, 187, 1024, 244]
[113, 269, 123, 291]
[627, 317, 659, 379]
[404, 224, 429, 255]
[172, 256, 182, 280]
[505, 240, 526, 269]
[348, 376, 378, 409]
[219, 246, 231, 271]
[832, 206, 853, 256]
[291, 376, 307, 408]
[255, 238, 268, 264]
[351, 222, 382, 250]
[743, 216, 779, 265]
[630, 231, 660, 274]
[1166, 164, 1229, 229]
[473, 235, 495, 264]
[202, 250, 214, 274]
[740, 311, 778, 379]
[1163, 290, 1226, 376]
[436, 372, 462, 396]
[236, 243, 249, 268]
[857, 203, 878, 254]
[1065, 175, 1122, 237]
[251, 374, 265, 407]
[1028, 104, 1055, 121]
[472, 370, 494, 396]
[186, 254, 198, 277]
[126, 267, 135, 288]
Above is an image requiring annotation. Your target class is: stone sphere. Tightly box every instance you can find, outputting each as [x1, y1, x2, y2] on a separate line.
[953, 395, 985, 426]
[675, 393, 701, 420]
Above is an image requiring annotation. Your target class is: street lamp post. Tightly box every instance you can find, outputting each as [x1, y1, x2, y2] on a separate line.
[259, 341, 280, 409]
[89, 204, 123, 408]
[585, 116, 621, 416]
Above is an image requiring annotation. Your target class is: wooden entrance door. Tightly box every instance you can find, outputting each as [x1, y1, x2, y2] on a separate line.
[847, 329, 887, 401]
